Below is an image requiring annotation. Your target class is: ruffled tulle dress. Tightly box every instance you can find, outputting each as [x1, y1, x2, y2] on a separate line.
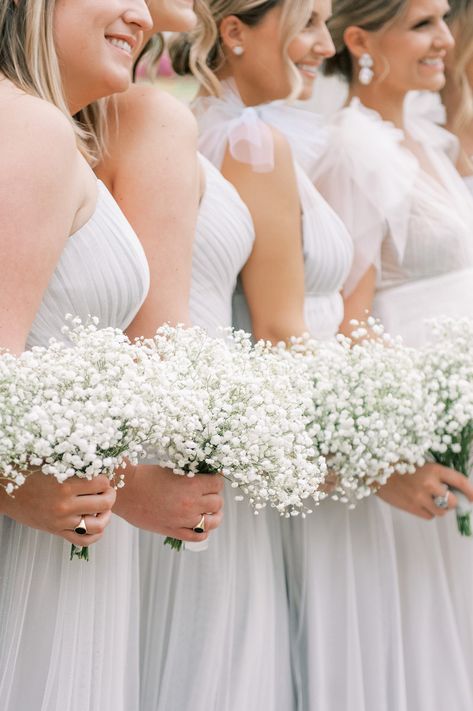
[312, 97, 473, 711]
[196, 82, 403, 711]
[139, 156, 296, 711]
[0, 180, 150, 711]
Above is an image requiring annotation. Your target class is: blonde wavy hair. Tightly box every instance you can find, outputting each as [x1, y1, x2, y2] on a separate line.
[0, 0, 107, 164]
[447, 0, 473, 132]
[168, 0, 314, 99]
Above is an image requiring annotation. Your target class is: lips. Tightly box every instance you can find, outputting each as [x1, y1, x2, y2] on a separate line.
[419, 57, 445, 69]
[105, 36, 135, 56]
[297, 63, 320, 78]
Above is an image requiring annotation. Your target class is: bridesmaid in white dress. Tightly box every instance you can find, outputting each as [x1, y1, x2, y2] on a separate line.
[137, 2, 340, 710]
[312, 1, 473, 709]
[0, 3, 154, 710]
[172, 5, 414, 711]
[95, 1, 225, 548]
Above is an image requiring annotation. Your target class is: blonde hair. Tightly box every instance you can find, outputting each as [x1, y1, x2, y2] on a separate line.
[169, 0, 313, 99]
[447, 0, 473, 132]
[324, 0, 408, 82]
[0, 0, 107, 164]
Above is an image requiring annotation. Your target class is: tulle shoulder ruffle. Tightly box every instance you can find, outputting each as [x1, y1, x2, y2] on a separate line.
[404, 91, 459, 162]
[192, 78, 325, 175]
[313, 98, 418, 295]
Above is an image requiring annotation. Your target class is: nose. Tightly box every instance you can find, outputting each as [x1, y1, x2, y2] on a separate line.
[435, 19, 455, 52]
[313, 24, 336, 59]
[123, 0, 154, 32]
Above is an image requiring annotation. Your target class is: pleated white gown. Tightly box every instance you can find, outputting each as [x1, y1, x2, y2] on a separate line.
[194, 82, 399, 711]
[0, 181, 150, 711]
[313, 98, 473, 711]
[139, 157, 295, 711]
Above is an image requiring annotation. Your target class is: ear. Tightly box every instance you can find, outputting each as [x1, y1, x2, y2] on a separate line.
[219, 15, 247, 53]
[343, 26, 372, 60]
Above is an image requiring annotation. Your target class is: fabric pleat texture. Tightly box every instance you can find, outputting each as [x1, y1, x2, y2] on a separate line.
[0, 180, 149, 711]
[139, 157, 295, 711]
[313, 98, 473, 711]
[197, 85, 379, 711]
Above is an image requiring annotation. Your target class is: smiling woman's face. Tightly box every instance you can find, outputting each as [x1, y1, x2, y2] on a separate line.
[361, 0, 454, 93]
[146, 0, 198, 32]
[54, 0, 152, 112]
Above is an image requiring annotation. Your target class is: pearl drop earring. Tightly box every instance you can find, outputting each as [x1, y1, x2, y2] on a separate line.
[232, 46, 244, 56]
[358, 53, 374, 85]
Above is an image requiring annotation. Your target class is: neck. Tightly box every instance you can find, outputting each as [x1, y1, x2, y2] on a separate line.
[440, 76, 462, 131]
[348, 80, 406, 128]
[216, 68, 283, 107]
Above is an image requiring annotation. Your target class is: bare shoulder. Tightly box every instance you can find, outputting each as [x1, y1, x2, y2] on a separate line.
[115, 83, 197, 138]
[0, 89, 79, 181]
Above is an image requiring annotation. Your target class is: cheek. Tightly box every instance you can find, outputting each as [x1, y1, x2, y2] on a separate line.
[288, 37, 311, 63]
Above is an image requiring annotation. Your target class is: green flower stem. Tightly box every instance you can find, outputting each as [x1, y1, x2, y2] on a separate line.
[70, 544, 89, 561]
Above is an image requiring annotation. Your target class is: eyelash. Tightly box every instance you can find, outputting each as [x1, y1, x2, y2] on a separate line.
[412, 12, 450, 30]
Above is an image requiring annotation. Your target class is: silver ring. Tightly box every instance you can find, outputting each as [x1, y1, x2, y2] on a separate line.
[193, 515, 205, 534]
[433, 487, 450, 510]
[74, 516, 88, 535]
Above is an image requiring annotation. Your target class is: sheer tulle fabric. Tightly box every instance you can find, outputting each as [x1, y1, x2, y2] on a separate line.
[138, 158, 295, 711]
[311, 99, 418, 295]
[315, 99, 473, 710]
[0, 181, 149, 711]
[193, 78, 327, 177]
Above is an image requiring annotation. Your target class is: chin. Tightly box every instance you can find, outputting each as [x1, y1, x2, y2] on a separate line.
[414, 76, 446, 93]
[102, 69, 133, 96]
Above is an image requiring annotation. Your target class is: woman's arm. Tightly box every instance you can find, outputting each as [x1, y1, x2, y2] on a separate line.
[95, 86, 223, 541]
[341, 263, 473, 519]
[222, 127, 308, 344]
[0, 96, 116, 545]
[96, 84, 200, 334]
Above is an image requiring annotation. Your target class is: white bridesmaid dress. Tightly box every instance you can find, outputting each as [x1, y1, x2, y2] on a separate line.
[313, 97, 473, 711]
[139, 156, 294, 711]
[0, 180, 150, 711]
[195, 82, 409, 711]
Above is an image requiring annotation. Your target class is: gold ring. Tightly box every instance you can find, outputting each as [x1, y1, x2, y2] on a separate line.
[74, 516, 88, 535]
[193, 515, 205, 534]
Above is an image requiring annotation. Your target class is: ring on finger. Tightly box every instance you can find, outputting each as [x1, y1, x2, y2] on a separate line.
[193, 515, 205, 534]
[433, 485, 450, 511]
[74, 516, 88, 535]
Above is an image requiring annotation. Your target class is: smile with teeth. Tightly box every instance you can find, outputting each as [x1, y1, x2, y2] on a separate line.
[106, 37, 133, 55]
[297, 64, 319, 77]
[420, 58, 443, 68]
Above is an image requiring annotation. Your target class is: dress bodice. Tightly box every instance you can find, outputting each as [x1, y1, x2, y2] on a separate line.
[193, 80, 352, 339]
[313, 99, 473, 295]
[27, 180, 149, 348]
[189, 155, 255, 335]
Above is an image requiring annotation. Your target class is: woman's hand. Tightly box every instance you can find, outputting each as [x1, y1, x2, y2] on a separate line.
[377, 462, 473, 519]
[0, 473, 116, 546]
[114, 464, 224, 543]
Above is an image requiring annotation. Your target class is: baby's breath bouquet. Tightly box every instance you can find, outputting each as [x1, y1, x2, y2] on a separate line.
[0, 317, 155, 560]
[281, 320, 434, 506]
[136, 325, 327, 550]
[419, 318, 473, 536]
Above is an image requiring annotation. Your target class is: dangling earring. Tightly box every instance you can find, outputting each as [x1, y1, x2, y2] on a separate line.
[232, 46, 244, 56]
[358, 53, 374, 85]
